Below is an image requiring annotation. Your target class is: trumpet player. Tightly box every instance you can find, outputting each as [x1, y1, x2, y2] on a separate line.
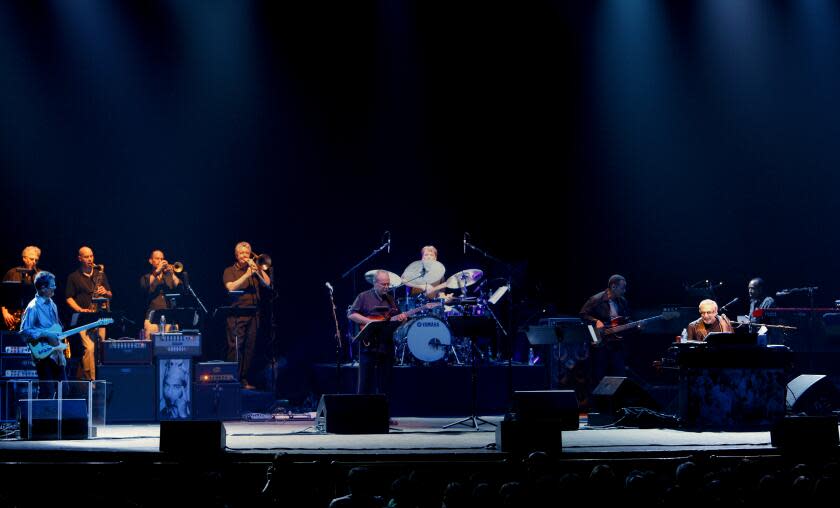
[223, 241, 270, 390]
[141, 249, 182, 337]
[65, 246, 111, 381]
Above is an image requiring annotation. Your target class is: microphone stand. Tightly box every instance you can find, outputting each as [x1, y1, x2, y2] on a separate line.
[181, 272, 209, 315]
[326, 283, 343, 392]
[464, 237, 515, 402]
[339, 237, 391, 365]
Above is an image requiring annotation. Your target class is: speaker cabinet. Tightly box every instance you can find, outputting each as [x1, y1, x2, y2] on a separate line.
[98, 364, 155, 423]
[159, 420, 226, 455]
[786, 374, 840, 416]
[512, 390, 579, 430]
[193, 383, 241, 420]
[316, 394, 389, 434]
[18, 399, 89, 440]
[590, 376, 659, 425]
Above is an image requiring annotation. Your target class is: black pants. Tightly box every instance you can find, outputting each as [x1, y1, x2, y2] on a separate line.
[35, 358, 67, 399]
[358, 349, 393, 398]
[226, 316, 259, 382]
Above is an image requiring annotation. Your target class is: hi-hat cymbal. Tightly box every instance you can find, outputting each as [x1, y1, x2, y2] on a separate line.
[444, 269, 484, 289]
[364, 270, 403, 288]
[401, 260, 446, 288]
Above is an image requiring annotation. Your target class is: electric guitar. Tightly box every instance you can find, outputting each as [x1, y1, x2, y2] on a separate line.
[593, 309, 680, 344]
[26, 318, 113, 360]
[356, 302, 442, 346]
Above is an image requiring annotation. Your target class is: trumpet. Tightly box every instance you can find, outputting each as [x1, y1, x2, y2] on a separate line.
[249, 252, 272, 272]
[161, 261, 184, 273]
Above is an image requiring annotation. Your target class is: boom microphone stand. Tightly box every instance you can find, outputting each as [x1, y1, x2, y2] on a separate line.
[339, 231, 391, 365]
[464, 233, 515, 401]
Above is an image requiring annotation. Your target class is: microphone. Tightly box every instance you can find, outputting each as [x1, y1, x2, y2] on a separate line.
[325, 282, 334, 293]
[719, 297, 738, 313]
[387, 231, 391, 254]
[464, 232, 468, 254]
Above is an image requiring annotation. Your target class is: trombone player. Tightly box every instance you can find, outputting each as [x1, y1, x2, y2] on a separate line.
[141, 249, 182, 337]
[223, 241, 271, 390]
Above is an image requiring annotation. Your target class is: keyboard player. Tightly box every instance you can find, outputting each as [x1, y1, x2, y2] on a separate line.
[682, 299, 733, 342]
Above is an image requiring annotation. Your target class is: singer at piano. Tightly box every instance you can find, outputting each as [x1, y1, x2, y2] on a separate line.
[580, 274, 632, 388]
[19, 271, 67, 398]
[223, 241, 270, 390]
[2, 245, 41, 329]
[683, 299, 733, 341]
[65, 246, 111, 381]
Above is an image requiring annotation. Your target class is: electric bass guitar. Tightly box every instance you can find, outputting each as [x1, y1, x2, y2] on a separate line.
[593, 309, 680, 344]
[26, 318, 113, 361]
[356, 302, 443, 346]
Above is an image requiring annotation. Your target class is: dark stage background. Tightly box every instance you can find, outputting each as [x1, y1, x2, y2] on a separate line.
[3, 2, 840, 401]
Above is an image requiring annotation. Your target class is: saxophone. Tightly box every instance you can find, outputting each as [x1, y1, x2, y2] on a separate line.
[90, 264, 110, 312]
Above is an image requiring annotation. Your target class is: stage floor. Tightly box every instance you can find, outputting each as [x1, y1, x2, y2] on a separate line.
[0, 416, 793, 459]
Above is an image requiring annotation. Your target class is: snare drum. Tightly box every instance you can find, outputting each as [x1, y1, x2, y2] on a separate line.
[393, 316, 452, 362]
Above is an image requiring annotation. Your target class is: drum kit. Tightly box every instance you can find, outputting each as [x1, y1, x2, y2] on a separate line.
[364, 260, 494, 365]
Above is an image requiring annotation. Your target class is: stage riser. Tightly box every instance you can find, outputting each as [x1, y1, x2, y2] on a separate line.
[313, 364, 545, 416]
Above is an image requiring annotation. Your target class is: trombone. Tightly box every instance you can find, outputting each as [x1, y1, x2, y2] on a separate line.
[249, 252, 272, 272]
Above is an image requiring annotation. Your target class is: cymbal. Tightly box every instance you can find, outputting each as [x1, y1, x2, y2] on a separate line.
[444, 269, 484, 289]
[401, 260, 446, 288]
[364, 270, 403, 288]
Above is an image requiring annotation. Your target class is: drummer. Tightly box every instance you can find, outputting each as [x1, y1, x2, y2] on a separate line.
[411, 246, 450, 299]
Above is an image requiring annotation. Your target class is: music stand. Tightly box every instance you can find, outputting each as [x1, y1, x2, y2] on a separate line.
[352, 320, 402, 351]
[70, 310, 113, 328]
[526, 320, 593, 346]
[444, 316, 498, 430]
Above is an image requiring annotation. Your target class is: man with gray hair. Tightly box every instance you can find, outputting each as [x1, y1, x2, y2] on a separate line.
[223, 241, 271, 390]
[348, 270, 407, 396]
[2, 245, 42, 329]
[684, 299, 733, 341]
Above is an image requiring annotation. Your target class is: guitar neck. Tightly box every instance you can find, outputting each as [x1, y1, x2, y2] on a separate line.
[57, 320, 108, 339]
[603, 315, 662, 335]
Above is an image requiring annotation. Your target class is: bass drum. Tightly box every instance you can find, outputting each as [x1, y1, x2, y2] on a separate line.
[394, 316, 452, 363]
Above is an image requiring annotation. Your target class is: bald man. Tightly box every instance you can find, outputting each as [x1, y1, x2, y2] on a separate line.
[66, 246, 112, 380]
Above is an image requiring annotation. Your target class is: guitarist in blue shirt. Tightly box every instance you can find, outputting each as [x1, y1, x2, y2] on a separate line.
[19, 271, 67, 396]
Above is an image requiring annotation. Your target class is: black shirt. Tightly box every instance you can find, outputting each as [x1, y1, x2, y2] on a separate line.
[141, 272, 179, 314]
[349, 288, 398, 320]
[349, 288, 399, 352]
[66, 268, 111, 310]
[3, 266, 40, 310]
[223, 264, 261, 308]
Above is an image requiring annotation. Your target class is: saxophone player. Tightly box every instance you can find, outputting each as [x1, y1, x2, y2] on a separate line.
[65, 246, 112, 381]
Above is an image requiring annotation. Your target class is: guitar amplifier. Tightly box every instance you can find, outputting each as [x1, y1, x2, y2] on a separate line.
[1, 355, 37, 378]
[1, 331, 29, 355]
[195, 361, 238, 383]
[153, 332, 202, 357]
[100, 340, 153, 364]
